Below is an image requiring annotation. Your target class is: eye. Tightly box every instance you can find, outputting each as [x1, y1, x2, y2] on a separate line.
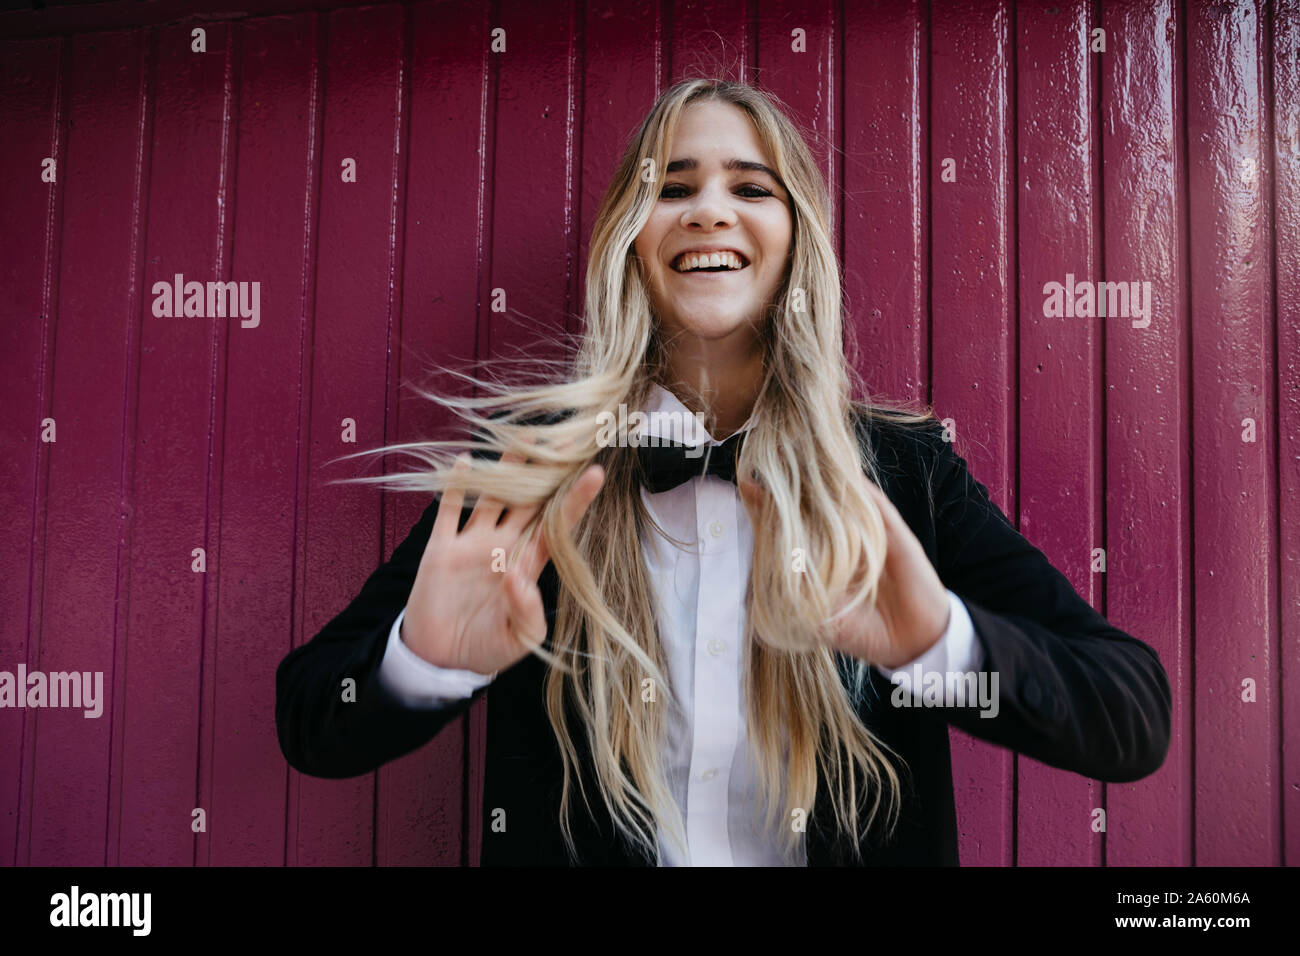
[658, 183, 775, 199]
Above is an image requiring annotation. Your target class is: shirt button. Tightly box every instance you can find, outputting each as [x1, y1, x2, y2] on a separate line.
[700, 768, 719, 782]
[709, 521, 724, 538]
[707, 639, 726, 656]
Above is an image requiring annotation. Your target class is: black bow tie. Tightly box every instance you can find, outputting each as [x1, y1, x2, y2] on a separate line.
[636, 429, 747, 494]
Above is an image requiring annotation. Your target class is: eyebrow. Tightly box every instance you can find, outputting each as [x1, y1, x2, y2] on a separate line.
[665, 157, 782, 183]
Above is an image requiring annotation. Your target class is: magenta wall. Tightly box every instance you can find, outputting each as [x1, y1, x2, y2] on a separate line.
[1, 0, 1295, 867]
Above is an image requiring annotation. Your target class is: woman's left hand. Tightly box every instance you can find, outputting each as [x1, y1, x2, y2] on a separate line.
[739, 476, 950, 669]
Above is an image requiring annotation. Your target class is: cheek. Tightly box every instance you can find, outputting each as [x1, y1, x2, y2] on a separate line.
[632, 225, 654, 260]
[759, 229, 792, 278]
[756, 216, 792, 261]
[634, 214, 669, 260]
[757, 240, 791, 297]
[632, 240, 665, 298]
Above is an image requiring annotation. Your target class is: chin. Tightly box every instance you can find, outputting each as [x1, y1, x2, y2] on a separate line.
[665, 307, 757, 338]
[674, 319, 752, 341]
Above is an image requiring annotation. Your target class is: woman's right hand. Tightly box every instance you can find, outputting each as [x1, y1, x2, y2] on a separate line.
[400, 448, 605, 676]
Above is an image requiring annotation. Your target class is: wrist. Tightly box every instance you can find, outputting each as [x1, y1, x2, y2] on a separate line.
[399, 614, 452, 669]
[879, 600, 950, 670]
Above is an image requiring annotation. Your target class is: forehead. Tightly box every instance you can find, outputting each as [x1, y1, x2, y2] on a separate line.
[668, 100, 769, 160]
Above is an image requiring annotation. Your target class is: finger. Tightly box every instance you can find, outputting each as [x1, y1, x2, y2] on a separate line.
[497, 452, 541, 534]
[737, 477, 769, 513]
[467, 447, 527, 532]
[499, 497, 541, 536]
[497, 438, 542, 534]
[862, 479, 903, 536]
[826, 614, 852, 649]
[468, 491, 505, 532]
[504, 567, 548, 649]
[863, 477, 891, 507]
[521, 463, 604, 580]
[433, 454, 472, 540]
[557, 462, 605, 537]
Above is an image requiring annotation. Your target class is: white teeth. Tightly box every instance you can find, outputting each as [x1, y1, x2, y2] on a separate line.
[674, 250, 746, 272]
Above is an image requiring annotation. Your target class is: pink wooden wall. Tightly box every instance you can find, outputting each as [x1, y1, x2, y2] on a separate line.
[1, 0, 1295, 867]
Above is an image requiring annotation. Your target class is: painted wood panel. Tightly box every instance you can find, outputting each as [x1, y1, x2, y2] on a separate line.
[1099, 0, 1190, 868]
[929, 0, 1018, 868]
[0, 0, 1291, 867]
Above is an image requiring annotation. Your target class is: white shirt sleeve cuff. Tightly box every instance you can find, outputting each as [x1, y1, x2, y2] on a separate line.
[377, 607, 497, 709]
[876, 589, 984, 690]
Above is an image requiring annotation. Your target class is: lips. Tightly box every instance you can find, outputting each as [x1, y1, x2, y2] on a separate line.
[671, 248, 751, 273]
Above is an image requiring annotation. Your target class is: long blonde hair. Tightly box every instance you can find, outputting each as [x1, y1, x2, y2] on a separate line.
[336, 78, 940, 864]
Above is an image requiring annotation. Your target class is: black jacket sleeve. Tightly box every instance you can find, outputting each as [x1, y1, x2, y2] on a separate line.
[916, 423, 1173, 783]
[275, 495, 482, 779]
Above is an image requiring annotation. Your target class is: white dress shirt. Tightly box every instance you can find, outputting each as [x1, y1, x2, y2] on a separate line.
[378, 384, 982, 865]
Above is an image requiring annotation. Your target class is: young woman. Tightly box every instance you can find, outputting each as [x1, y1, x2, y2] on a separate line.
[275, 79, 1172, 867]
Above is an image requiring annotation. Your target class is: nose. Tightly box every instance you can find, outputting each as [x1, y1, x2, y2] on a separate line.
[679, 178, 738, 230]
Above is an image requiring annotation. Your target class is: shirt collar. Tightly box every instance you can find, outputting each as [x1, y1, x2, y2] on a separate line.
[641, 383, 758, 447]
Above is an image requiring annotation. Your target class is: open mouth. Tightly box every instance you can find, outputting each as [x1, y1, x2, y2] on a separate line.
[671, 250, 751, 274]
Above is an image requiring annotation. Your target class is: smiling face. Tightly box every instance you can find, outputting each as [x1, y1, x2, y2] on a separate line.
[633, 99, 794, 352]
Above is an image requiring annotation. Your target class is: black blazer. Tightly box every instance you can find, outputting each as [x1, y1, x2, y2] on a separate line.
[275, 411, 1172, 865]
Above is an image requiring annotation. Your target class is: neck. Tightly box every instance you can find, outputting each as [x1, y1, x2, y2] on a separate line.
[656, 335, 765, 440]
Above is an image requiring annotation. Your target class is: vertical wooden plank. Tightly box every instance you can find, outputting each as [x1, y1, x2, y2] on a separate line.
[929, 0, 1017, 867]
[283, 11, 326, 869]
[463, 0, 500, 869]
[842, 0, 927, 403]
[464, 0, 578, 864]
[754, 0, 835, 196]
[207, 12, 319, 867]
[1014, 0, 1102, 867]
[0, 35, 63, 868]
[372, 1, 420, 869]
[483, 0, 577, 366]
[670, 0, 750, 83]
[374, 0, 487, 868]
[576, 0, 662, 328]
[113, 20, 232, 867]
[295, 3, 404, 866]
[26, 29, 147, 866]
[1099, 0, 1190, 866]
[1275, 0, 1300, 869]
[1186, 0, 1278, 864]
